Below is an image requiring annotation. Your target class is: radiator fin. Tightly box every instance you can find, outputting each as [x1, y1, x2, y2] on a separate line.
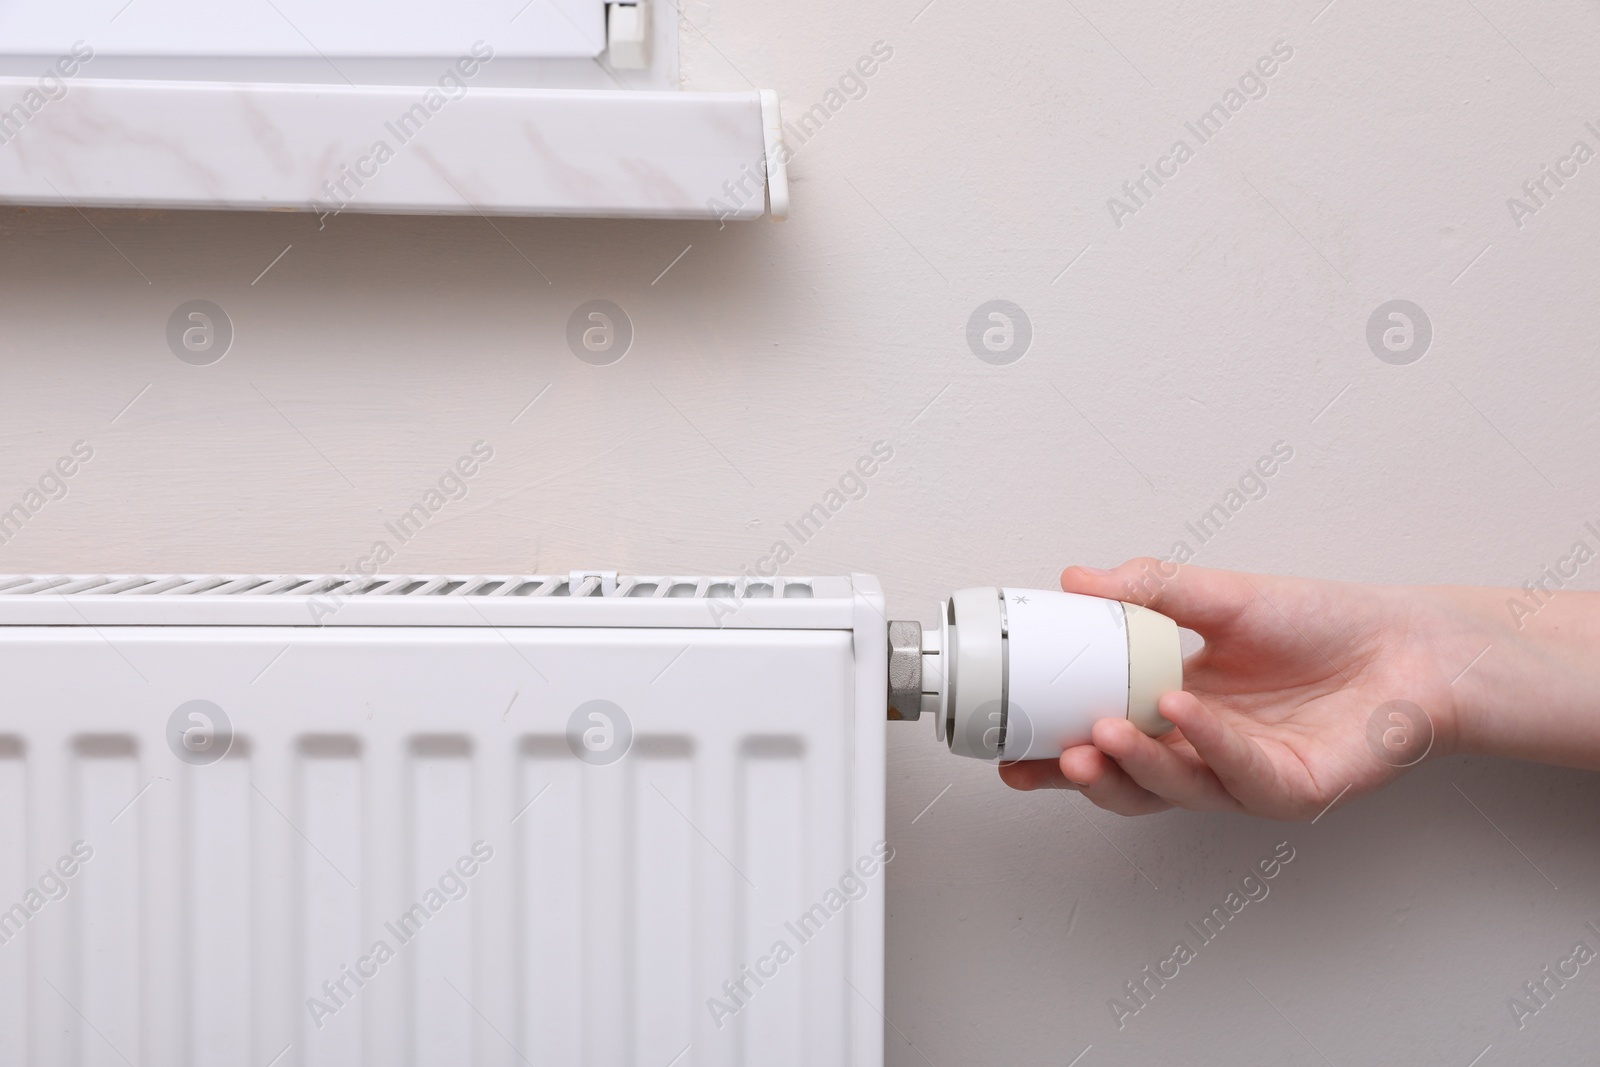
[0, 740, 25, 1065]
[740, 738, 807, 1067]
[0, 575, 825, 601]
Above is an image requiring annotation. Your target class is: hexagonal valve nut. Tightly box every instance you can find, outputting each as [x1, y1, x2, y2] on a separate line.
[887, 620, 924, 720]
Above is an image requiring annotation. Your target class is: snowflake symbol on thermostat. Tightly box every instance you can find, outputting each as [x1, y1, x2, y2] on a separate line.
[1012, 595, 1029, 604]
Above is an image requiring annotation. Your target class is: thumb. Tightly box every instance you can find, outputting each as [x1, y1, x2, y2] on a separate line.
[1060, 558, 1259, 633]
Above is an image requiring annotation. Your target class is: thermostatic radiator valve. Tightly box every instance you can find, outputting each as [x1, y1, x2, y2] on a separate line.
[887, 588, 1183, 762]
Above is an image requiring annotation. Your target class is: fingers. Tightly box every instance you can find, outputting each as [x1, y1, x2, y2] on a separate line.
[1004, 741, 1190, 815]
[1007, 692, 1302, 818]
[1057, 744, 1173, 816]
[1155, 691, 1286, 812]
[998, 758, 1075, 791]
[1060, 558, 1260, 633]
[1089, 717, 1243, 812]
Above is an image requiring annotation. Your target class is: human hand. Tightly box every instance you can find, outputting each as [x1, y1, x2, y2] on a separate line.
[997, 559, 1495, 819]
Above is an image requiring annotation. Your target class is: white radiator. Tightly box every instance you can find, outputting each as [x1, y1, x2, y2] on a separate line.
[0, 573, 887, 1067]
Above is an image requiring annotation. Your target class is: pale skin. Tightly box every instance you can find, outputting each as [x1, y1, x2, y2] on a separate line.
[998, 559, 1600, 820]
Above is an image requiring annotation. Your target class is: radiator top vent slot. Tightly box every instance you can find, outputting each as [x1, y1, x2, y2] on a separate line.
[0, 574, 824, 599]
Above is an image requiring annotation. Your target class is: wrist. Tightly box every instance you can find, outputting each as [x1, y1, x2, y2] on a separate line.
[1430, 585, 1600, 768]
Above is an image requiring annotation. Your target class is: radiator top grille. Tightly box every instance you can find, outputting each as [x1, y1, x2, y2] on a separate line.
[0, 574, 821, 599]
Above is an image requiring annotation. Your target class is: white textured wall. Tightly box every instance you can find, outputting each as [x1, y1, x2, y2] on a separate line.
[4, 0, 1600, 1062]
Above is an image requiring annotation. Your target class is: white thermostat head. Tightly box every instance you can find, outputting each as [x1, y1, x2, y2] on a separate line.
[887, 588, 1182, 762]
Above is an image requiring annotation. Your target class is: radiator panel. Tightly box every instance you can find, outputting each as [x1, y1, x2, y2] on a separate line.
[0, 623, 879, 1066]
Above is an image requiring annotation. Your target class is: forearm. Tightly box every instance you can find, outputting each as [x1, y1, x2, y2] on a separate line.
[1435, 586, 1600, 768]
